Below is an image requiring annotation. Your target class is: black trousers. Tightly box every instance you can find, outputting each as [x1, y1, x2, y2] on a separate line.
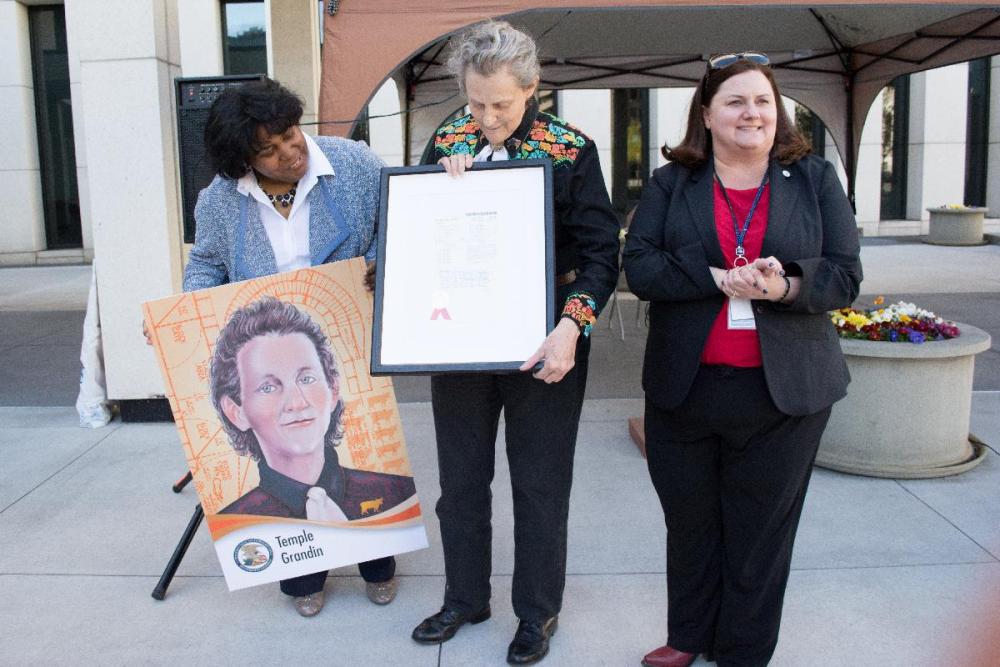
[279, 557, 395, 597]
[644, 365, 830, 667]
[430, 339, 590, 621]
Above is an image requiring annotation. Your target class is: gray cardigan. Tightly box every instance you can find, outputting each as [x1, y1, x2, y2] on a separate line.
[183, 136, 383, 292]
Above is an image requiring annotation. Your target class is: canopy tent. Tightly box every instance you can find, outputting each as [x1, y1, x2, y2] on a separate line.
[319, 2, 1000, 203]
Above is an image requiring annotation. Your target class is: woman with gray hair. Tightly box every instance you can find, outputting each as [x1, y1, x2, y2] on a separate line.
[411, 20, 619, 665]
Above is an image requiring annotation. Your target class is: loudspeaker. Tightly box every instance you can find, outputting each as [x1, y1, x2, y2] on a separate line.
[175, 75, 263, 243]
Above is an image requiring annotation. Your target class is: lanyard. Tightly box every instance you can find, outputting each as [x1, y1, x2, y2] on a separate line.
[714, 169, 769, 267]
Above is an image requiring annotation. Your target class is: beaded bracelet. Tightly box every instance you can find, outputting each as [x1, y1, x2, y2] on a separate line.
[777, 276, 791, 303]
[561, 292, 597, 338]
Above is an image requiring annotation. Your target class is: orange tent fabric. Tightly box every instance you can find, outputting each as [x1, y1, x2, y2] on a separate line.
[319, 2, 1000, 194]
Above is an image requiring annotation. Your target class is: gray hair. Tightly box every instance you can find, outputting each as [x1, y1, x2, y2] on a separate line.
[446, 20, 541, 95]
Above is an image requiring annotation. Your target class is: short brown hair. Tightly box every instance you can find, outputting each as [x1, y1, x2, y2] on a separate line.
[665, 60, 810, 169]
[210, 297, 343, 461]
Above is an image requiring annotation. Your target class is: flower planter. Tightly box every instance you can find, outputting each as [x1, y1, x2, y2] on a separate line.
[925, 206, 988, 246]
[816, 323, 992, 478]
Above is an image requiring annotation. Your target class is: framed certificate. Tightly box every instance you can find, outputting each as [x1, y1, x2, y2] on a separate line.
[371, 160, 554, 374]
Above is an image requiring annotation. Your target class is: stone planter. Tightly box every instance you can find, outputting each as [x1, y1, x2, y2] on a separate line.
[816, 323, 992, 478]
[925, 206, 988, 246]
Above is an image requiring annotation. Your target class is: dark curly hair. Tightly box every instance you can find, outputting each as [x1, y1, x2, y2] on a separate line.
[210, 297, 343, 462]
[665, 59, 810, 169]
[204, 78, 304, 179]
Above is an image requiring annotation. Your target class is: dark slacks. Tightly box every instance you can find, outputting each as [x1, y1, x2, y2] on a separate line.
[279, 557, 395, 597]
[430, 339, 590, 621]
[644, 365, 830, 667]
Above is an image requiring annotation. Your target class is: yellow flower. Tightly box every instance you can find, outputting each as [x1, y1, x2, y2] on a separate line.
[845, 312, 871, 328]
[873, 295, 884, 305]
[899, 314, 911, 323]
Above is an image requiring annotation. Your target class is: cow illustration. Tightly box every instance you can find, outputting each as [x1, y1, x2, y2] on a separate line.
[360, 497, 384, 515]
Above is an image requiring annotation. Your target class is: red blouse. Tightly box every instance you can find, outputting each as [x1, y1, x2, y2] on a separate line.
[699, 181, 771, 367]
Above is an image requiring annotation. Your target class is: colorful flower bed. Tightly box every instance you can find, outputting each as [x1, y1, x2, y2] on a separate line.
[830, 298, 961, 344]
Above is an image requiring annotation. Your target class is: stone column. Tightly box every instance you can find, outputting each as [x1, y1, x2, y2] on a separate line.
[68, 0, 183, 399]
[369, 79, 404, 166]
[650, 87, 691, 170]
[268, 0, 320, 132]
[63, 0, 93, 260]
[987, 56, 1000, 218]
[856, 91, 884, 235]
[177, 0, 223, 76]
[0, 0, 46, 265]
[906, 64, 969, 223]
[560, 89, 613, 190]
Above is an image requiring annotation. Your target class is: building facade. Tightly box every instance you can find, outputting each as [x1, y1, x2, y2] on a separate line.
[1, 0, 996, 401]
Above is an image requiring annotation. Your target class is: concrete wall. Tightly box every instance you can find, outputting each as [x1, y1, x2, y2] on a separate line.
[269, 0, 319, 131]
[368, 79, 405, 167]
[650, 87, 692, 169]
[857, 92, 887, 235]
[560, 89, 613, 191]
[0, 0, 46, 264]
[907, 64, 969, 221]
[70, 0, 184, 399]
[988, 56, 1000, 218]
[177, 0, 223, 77]
[64, 0, 93, 260]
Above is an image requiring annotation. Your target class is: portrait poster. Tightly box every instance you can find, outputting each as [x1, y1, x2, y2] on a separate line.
[143, 258, 427, 591]
[372, 160, 554, 374]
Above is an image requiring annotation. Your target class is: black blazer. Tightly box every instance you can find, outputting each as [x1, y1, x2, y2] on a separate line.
[622, 155, 862, 416]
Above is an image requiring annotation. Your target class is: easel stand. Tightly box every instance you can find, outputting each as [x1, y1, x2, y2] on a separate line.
[151, 471, 204, 600]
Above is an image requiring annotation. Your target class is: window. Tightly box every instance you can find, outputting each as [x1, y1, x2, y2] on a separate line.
[880, 76, 909, 220]
[964, 58, 990, 207]
[794, 106, 826, 159]
[222, 1, 267, 76]
[611, 89, 649, 218]
[28, 5, 81, 249]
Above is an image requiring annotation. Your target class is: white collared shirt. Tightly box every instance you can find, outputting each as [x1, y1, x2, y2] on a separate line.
[237, 133, 335, 273]
[474, 143, 510, 162]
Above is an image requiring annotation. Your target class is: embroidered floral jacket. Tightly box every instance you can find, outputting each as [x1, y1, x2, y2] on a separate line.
[425, 101, 620, 329]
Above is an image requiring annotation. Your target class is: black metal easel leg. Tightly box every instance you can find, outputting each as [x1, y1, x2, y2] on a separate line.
[172, 470, 193, 493]
[151, 503, 204, 600]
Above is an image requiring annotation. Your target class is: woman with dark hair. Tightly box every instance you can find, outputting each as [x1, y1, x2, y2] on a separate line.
[623, 54, 862, 667]
[183, 77, 381, 290]
[410, 20, 619, 666]
[181, 78, 394, 617]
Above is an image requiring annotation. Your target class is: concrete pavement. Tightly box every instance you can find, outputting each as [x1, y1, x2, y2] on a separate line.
[1, 240, 999, 665]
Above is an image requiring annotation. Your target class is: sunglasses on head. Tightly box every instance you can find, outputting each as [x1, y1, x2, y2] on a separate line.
[707, 52, 770, 70]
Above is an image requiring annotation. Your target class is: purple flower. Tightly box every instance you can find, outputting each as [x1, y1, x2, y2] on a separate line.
[910, 332, 925, 344]
[888, 329, 898, 342]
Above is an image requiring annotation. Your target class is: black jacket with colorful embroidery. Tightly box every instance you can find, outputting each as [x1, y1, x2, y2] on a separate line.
[424, 101, 620, 319]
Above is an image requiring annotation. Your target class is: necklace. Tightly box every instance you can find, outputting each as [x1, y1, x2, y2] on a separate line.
[263, 187, 296, 209]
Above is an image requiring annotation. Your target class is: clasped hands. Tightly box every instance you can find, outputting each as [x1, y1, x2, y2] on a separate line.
[710, 256, 786, 302]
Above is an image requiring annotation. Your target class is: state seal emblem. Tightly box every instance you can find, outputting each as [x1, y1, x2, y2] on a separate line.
[234, 538, 273, 572]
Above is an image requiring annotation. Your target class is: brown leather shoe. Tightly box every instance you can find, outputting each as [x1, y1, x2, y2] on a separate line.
[641, 644, 697, 667]
[293, 590, 326, 617]
[365, 578, 398, 605]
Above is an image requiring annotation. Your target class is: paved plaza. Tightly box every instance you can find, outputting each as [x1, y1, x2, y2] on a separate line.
[1, 240, 998, 665]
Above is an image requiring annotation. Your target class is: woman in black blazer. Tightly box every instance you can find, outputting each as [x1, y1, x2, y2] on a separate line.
[623, 53, 862, 667]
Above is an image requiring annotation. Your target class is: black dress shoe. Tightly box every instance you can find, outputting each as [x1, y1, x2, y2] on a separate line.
[507, 616, 558, 665]
[411, 605, 491, 644]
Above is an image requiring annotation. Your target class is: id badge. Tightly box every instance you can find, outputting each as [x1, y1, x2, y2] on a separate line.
[727, 298, 757, 330]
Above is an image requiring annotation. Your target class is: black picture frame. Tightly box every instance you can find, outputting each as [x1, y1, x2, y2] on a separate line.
[371, 160, 554, 375]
